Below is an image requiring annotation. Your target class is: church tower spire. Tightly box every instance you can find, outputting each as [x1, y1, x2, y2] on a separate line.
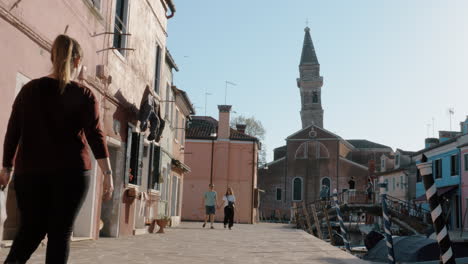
[297, 27, 324, 128]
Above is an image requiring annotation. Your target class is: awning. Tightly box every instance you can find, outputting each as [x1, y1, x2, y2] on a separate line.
[414, 185, 458, 202]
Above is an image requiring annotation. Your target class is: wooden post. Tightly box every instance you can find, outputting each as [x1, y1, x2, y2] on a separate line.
[302, 201, 314, 235]
[310, 203, 323, 239]
[323, 205, 335, 245]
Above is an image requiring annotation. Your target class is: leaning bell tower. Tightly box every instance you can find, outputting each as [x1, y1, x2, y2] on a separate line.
[297, 27, 324, 129]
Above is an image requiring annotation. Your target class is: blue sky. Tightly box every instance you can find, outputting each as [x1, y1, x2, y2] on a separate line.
[167, 1, 468, 162]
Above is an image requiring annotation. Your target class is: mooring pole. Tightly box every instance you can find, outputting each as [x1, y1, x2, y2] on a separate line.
[417, 155, 456, 264]
[379, 178, 396, 264]
[332, 193, 350, 252]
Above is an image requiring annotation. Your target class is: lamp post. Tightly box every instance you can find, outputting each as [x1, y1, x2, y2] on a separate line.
[209, 130, 217, 185]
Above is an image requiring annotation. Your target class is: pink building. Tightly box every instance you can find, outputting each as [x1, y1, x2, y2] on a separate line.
[0, 0, 185, 240]
[182, 105, 260, 224]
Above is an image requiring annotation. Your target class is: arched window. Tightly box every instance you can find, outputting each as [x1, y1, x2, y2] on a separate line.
[292, 177, 303, 201]
[321, 177, 331, 196]
[295, 141, 330, 160]
[312, 92, 319, 103]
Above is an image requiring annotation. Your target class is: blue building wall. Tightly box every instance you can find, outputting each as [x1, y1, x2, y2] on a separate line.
[415, 148, 461, 229]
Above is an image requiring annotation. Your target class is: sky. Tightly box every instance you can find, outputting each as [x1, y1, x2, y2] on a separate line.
[167, 0, 468, 162]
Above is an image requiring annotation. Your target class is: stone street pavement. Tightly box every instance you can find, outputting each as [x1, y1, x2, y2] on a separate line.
[0, 222, 371, 264]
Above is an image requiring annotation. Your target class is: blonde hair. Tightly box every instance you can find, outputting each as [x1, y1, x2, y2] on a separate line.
[50, 35, 83, 94]
[225, 187, 234, 196]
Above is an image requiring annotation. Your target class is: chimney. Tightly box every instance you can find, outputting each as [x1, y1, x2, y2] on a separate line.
[425, 138, 440, 148]
[217, 105, 232, 139]
[236, 124, 247, 134]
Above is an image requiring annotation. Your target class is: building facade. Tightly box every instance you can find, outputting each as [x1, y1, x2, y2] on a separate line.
[257, 27, 393, 220]
[182, 105, 260, 224]
[0, 0, 193, 239]
[376, 149, 416, 201]
[460, 142, 468, 230]
[413, 133, 468, 230]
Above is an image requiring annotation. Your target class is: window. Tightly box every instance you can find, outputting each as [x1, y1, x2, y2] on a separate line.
[465, 154, 468, 171]
[154, 45, 162, 93]
[181, 117, 186, 145]
[392, 178, 395, 191]
[381, 159, 386, 171]
[165, 84, 170, 119]
[400, 176, 404, 189]
[175, 109, 180, 140]
[434, 159, 442, 179]
[451, 155, 459, 176]
[312, 92, 318, 103]
[416, 168, 422, 182]
[395, 154, 400, 167]
[321, 177, 331, 197]
[384, 179, 389, 192]
[148, 144, 162, 190]
[170, 95, 174, 126]
[292, 177, 303, 201]
[129, 132, 144, 185]
[113, 0, 129, 55]
[276, 188, 282, 201]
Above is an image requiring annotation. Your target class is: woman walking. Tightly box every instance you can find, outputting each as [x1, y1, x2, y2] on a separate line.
[0, 35, 114, 263]
[219, 187, 236, 230]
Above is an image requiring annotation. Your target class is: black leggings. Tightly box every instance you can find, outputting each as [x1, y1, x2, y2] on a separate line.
[224, 206, 234, 228]
[5, 170, 90, 264]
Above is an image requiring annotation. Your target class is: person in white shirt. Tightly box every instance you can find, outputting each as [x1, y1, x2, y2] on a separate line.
[218, 187, 236, 230]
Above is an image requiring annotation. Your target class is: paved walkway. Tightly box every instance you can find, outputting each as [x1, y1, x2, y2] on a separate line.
[0, 222, 371, 264]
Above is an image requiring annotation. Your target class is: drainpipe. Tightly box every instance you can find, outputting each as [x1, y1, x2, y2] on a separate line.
[210, 138, 214, 184]
[163, 0, 176, 19]
[251, 140, 257, 224]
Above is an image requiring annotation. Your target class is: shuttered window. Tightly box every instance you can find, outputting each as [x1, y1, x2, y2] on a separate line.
[148, 144, 162, 190]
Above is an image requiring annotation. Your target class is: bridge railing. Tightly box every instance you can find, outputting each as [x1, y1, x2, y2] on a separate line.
[385, 195, 431, 224]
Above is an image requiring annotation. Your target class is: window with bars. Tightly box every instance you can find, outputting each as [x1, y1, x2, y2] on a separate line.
[113, 0, 129, 55]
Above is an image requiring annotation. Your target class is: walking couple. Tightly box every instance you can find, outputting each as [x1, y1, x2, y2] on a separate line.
[202, 184, 237, 230]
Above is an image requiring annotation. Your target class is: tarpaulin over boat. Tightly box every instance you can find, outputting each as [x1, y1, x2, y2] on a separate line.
[363, 236, 468, 263]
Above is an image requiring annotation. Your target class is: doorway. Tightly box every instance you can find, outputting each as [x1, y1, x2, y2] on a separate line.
[99, 143, 122, 237]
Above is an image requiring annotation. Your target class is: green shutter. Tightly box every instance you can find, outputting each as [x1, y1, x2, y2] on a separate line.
[151, 145, 162, 190]
[137, 133, 145, 185]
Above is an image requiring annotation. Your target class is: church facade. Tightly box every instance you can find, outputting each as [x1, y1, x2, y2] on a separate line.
[258, 27, 393, 219]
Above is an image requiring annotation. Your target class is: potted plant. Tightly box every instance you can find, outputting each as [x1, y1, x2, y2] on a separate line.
[155, 215, 171, 233]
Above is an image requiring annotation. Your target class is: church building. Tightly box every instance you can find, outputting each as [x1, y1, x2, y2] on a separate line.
[258, 27, 393, 219]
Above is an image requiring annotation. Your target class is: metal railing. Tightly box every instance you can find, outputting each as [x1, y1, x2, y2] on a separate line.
[385, 195, 431, 224]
